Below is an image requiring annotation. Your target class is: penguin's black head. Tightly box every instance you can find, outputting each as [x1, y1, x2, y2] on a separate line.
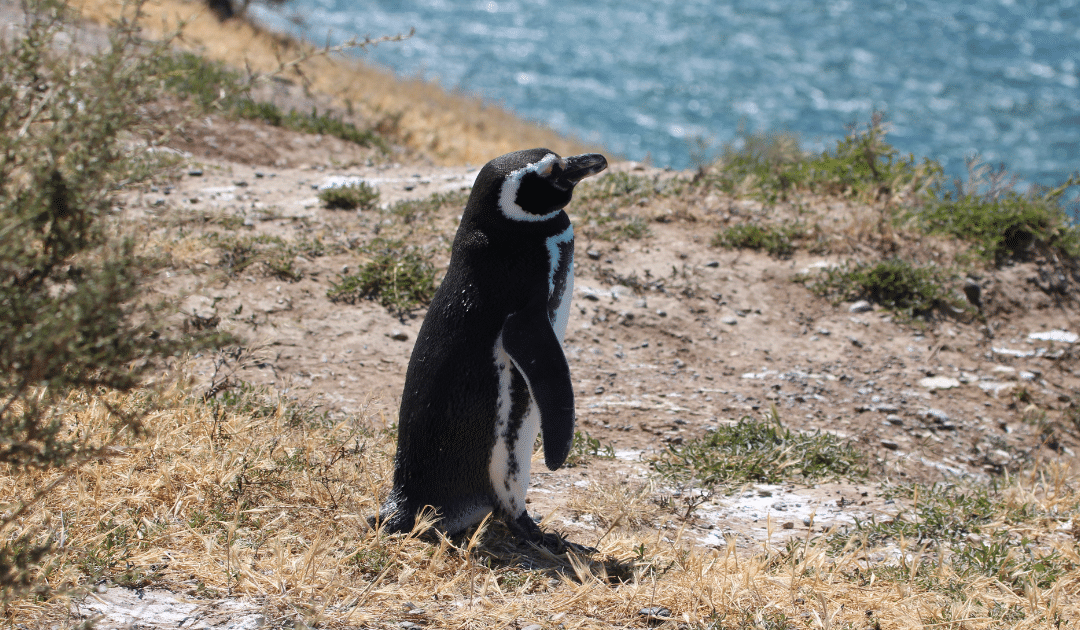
[474, 148, 608, 222]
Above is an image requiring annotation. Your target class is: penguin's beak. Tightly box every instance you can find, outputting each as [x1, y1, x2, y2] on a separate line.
[561, 153, 608, 185]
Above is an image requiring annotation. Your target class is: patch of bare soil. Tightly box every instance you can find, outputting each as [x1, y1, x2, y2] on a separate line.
[127, 111, 1080, 560]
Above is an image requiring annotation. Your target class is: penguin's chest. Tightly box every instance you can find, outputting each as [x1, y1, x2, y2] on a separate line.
[487, 224, 574, 515]
[544, 224, 574, 342]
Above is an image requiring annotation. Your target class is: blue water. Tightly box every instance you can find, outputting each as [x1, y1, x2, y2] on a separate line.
[252, 0, 1080, 196]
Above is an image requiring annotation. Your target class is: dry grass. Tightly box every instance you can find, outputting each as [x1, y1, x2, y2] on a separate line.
[72, 0, 596, 166]
[3, 376, 1079, 628]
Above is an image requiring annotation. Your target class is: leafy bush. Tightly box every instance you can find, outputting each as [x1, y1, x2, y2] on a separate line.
[807, 258, 959, 318]
[319, 182, 380, 210]
[0, 1, 221, 605]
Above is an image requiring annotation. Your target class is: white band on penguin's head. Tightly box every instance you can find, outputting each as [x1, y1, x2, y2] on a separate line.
[497, 153, 567, 222]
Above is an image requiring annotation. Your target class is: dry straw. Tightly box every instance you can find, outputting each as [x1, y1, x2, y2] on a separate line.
[3, 377, 1078, 628]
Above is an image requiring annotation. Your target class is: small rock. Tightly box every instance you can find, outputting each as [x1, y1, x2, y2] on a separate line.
[1019, 370, 1037, 381]
[880, 440, 899, 450]
[188, 168, 203, 177]
[782, 521, 795, 529]
[802, 516, 813, 526]
[886, 415, 904, 426]
[522, 626, 543, 630]
[586, 249, 602, 260]
[1028, 329, 1077, 343]
[656, 309, 667, 317]
[919, 376, 960, 390]
[389, 330, 409, 341]
[705, 261, 720, 268]
[720, 315, 738, 325]
[963, 277, 982, 309]
[594, 386, 605, 394]
[923, 408, 950, 422]
[254, 171, 265, 178]
[638, 607, 672, 622]
[849, 300, 873, 313]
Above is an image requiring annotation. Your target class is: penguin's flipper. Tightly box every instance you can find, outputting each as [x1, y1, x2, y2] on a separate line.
[501, 308, 575, 470]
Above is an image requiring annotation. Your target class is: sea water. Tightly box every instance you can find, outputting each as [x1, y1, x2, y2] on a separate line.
[252, 0, 1079, 196]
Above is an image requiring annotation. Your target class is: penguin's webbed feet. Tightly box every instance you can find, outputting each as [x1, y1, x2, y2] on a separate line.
[509, 512, 595, 555]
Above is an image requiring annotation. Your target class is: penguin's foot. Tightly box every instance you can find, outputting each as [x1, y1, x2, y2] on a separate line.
[508, 512, 596, 555]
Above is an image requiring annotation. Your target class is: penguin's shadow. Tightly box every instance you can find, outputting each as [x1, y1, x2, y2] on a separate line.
[461, 521, 641, 586]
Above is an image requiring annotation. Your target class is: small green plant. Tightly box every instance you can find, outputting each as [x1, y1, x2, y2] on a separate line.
[328, 242, 437, 315]
[712, 223, 803, 258]
[807, 258, 958, 318]
[319, 182, 380, 210]
[563, 430, 616, 467]
[653, 413, 865, 487]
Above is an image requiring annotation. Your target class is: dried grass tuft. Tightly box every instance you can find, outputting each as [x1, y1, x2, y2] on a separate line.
[3, 377, 1078, 628]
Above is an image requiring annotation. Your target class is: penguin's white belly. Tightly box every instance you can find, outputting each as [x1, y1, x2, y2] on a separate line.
[489, 333, 542, 516]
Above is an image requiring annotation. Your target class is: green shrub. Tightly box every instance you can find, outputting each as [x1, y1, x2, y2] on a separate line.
[653, 414, 865, 487]
[0, 1, 222, 605]
[319, 182, 380, 210]
[807, 258, 958, 318]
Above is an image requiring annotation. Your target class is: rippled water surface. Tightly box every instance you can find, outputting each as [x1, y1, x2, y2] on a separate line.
[253, 0, 1079, 190]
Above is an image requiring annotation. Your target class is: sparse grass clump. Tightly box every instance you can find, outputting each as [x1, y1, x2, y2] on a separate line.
[653, 414, 865, 488]
[829, 478, 1077, 593]
[712, 223, 803, 258]
[807, 258, 959, 318]
[319, 181, 380, 210]
[205, 233, 326, 280]
[913, 177, 1080, 266]
[387, 189, 470, 224]
[563, 431, 616, 467]
[703, 115, 940, 203]
[328, 241, 437, 315]
[156, 52, 387, 150]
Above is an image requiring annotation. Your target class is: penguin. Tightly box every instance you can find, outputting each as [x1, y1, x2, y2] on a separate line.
[377, 148, 607, 543]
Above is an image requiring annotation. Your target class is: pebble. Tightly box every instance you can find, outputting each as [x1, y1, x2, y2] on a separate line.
[720, 315, 738, 325]
[919, 376, 960, 390]
[638, 607, 672, 621]
[849, 300, 873, 313]
[188, 168, 203, 177]
[886, 415, 904, 426]
[586, 249, 601, 260]
[880, 440, 899, 450]
[705, 261, 720, 267]
[389, 330, 409, 341]
[656, 309, 667, 317]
